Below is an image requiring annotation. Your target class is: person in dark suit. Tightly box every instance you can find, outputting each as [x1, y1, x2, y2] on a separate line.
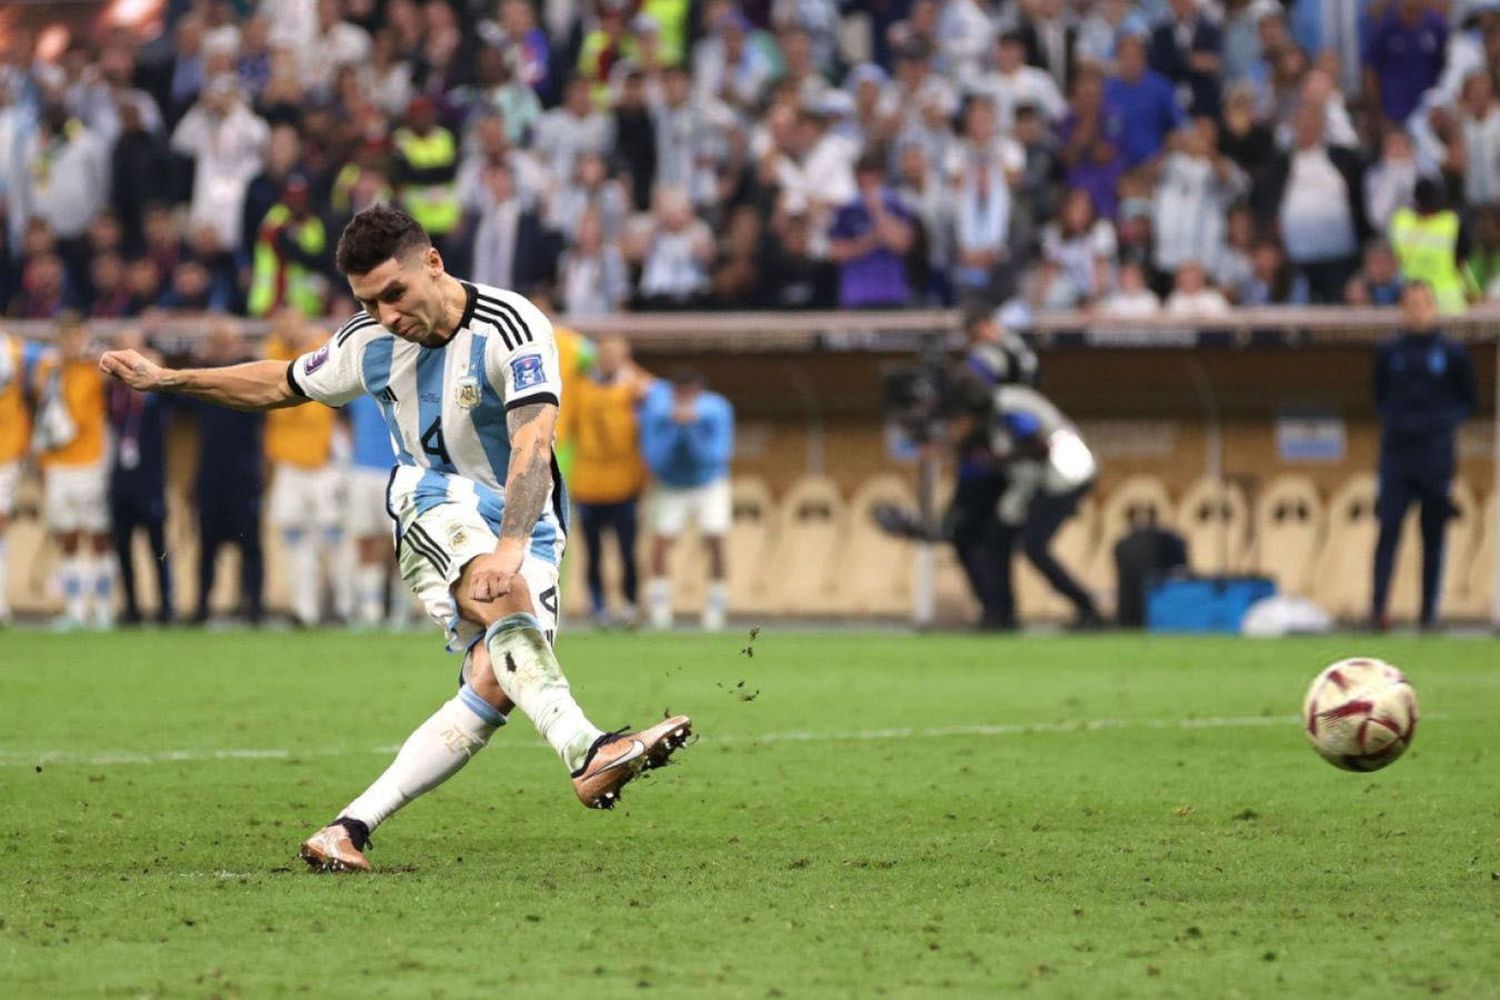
[1149, 0, 1224, 117]
[106, 329, 173, 624]
[1371, 281, 1477, 629]
[470, 161, 559, 293]
[1015, 0, 1078, 92]
[190, 321, 266, 625]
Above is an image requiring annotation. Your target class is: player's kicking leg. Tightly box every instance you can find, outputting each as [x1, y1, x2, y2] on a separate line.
[447, 561, 692, 811]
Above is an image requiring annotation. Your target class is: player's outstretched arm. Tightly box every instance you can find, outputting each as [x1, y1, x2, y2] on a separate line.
[469, 400, 559, 602]
[99, 349, 304, 411]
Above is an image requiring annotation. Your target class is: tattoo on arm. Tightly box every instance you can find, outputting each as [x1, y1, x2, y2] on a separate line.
[499, 402, 555, 543]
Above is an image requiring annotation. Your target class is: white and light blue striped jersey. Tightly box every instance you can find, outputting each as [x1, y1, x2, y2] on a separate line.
[286, 280, 567, 566]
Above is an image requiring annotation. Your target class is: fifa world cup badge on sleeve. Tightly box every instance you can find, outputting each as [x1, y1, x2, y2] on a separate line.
[456, 375, 481, 410]
[304, 345, 330, 374]
[510, 354, 545, 391]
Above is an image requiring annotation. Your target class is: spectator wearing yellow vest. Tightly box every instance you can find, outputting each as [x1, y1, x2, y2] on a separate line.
[264, 309, 343, 626]
[0, 329, 45, 625]
[392, 97, 460, 255]
[33, 313, 113, 628]
[561, 335, 651, 624]
[248, 173, 328, 318]
[1389, 177, 1471, 315]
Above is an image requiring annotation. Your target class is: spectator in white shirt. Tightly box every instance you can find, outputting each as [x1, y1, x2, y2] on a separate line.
[1099, 261, 1162, 316]
[547, 151, 629, 244]
[631, 188, 713, 308]
[559, 208, 631, 316]
[1164, 261, 1232, 316]
[1038, 188, 1116, 308]
[1364, 128, 1426, 233]
[970, 32, 1068, 132]
[534, 78, 615, 189]
[170, 75, 269, 252]
[1456, 69, 1500, 209]
[1153, 118, 1248, 278]
[299, 0, 372, 94]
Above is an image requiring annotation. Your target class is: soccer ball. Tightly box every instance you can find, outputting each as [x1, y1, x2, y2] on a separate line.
[1303, 657, 1419, 772]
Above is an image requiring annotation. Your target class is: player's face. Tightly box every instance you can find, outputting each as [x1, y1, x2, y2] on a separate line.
[349, 250, 447, 347]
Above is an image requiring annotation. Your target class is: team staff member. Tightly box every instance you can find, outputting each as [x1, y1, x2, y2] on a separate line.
[1371, 281, 1476, 629]
[192, 322, 267, 626]
[639, 371, 735, 631]
[106, 329, 174, 625]
[264, 308, 342, 626]
[562, 334, 650, 625]
[0, 328, 45, 625]
[34, 313, 114, 628]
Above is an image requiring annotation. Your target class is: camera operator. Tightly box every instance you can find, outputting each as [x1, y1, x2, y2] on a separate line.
[990, 385, 1103, 629]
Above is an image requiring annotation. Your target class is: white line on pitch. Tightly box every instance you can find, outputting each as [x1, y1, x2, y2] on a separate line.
[0, 715, 1310, 768]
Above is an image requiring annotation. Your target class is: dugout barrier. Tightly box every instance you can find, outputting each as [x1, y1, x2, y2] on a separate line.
[4, 305, 1498, 627]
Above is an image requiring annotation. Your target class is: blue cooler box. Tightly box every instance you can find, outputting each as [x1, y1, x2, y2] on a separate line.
[1146, 576, 1276, 633]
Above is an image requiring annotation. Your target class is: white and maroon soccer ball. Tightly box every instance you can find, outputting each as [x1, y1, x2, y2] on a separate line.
[1303, 657, 1419, 772]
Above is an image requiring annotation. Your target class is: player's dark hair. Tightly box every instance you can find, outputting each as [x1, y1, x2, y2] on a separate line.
[334, 204, 432, 276]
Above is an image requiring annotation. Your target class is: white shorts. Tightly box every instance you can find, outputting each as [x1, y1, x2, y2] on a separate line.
[346, 466, 393, 539]
[651, 477, 731, 538]
[44, 463, 109, 533]
[0, 461, 18, 519]
[394, 498, 562, 653]
[268, 464, 343, 531]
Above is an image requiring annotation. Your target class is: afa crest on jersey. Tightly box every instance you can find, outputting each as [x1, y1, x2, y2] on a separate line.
[510, 354, 545, 392]
[455, 375, 481, 410]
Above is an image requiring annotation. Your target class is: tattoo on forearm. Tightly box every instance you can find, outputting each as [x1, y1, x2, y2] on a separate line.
[500, 403, 554, 542]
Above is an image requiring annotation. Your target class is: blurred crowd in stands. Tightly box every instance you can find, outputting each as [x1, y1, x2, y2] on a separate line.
[3, 0, 1500, 323]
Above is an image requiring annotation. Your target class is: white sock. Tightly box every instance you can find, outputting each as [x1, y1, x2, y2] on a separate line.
[647, 576, 672, 630]
[0, 538, 10, 619]
[485, 613, 604, 773]
[61, 556, 87, 621]
[703, 579, 728, 632]
[90, 555, 115, 625]
[342, 687, 504, 831]
[357, 564, 385, 625]
[283, 530, 319, 625]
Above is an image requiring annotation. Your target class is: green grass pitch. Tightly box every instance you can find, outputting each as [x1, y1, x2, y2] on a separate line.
[2, 629, 1497, 998]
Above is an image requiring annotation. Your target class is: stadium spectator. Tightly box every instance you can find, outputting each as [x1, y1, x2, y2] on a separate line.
[263, 311, 341, 627]
[1239, 238, 1300, 305]
[17, 102, 109, 252]
[893, 141, 954, 304]
[391, 97, 461, 256]
[1390, 177, 1469, 314]
[1148, 0, 1223, 118]
[612, 69, 658, 211]
[694, 11, 776, 110]
[300, 0, 374, 93]
[1254, 102, 1369, 304]
[87, 254, 132, 319]
[72, 43, 162, 147]
[34, 312, 112, 628]
[558, 207, 632, 315]
[640, 370, 735, 632]
[1216, 81, 1273, 176]
[1153, 118, 1247, 281]
[1010, 104, 1062, 259]
[1164, 261, 1231, 316]
[1362, 0, 1448, 132]
[109, 102, 176, 257]
[193, 325, 267, 629]
[471, 161, 555, 294]
[1099, 260, 1162, 316]
[830, 153, 916, 308]
[1104, 33, 1182, 168]
[1015, 0, 1077, 90]
[105, 328, 173, 625]
[1371, 281, 1476, 629]
[755, 197, 838, 309]
[1214, 204, 1256, 302]
[1076, 0, 1148, 72]
[170, 75, 270, 253]
[562, 334, 650, 625]
[1037, 189, 1115, 309]
[1466, 204, 1500, 299]
[242, 124, 306, 259]
[248, 174, 328, 318]
[971, 32, 1067, 133]
[1456, 69, 1500, 210]
[534, 78, 615, 188]
[1364, 128, 1426, 234]
[1346, 240, 1406, 306]
[632, 187, 714, 309]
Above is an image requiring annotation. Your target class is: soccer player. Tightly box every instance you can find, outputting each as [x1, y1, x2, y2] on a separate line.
[100, 205, 691, 872]
[0, 328, 46, 626]
[36, 313, 114, 629]
[639, 371, 735, 631]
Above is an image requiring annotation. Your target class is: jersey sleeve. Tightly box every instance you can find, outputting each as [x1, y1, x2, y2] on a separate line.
[285, 318, 370, 407]
[483, 294, 563, 411]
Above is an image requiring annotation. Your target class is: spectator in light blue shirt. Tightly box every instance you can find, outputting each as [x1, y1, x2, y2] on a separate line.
[639, 371, 735, 633]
